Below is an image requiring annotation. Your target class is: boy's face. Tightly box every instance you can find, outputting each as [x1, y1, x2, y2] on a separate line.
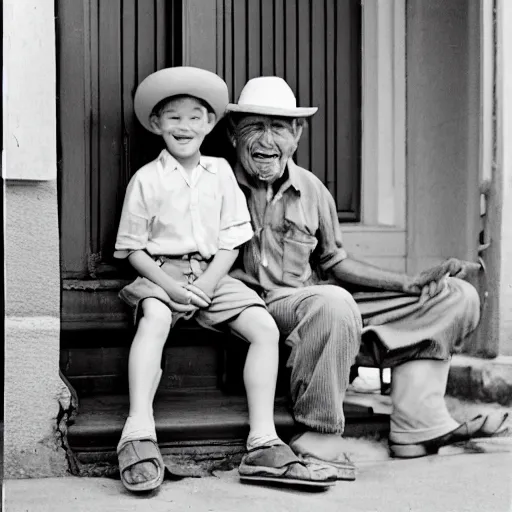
[150, 96, 216, 163]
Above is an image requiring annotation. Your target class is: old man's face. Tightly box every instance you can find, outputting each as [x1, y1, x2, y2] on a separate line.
[232, 115, 303, 183]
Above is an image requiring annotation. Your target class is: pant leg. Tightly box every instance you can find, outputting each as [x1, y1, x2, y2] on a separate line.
[266, 285, 362, 434]
[362, 278, 481, 362]
[372, 278, 480, 443]
[389, 359, 459, 444]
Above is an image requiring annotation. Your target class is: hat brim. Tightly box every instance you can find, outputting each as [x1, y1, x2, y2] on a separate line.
[225, 103, 318, 118]
[134, 67, 229, 133]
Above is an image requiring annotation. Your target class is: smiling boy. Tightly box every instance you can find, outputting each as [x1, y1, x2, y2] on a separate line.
[113, 67, 336, 493]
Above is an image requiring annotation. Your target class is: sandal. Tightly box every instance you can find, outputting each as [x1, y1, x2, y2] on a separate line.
[390, 412, 510, 458]
[239, 443, 337, 488]
[117, 437, 165, 492]
[297, 453, 356, 481]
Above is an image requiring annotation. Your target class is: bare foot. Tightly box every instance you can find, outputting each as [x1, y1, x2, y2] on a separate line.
[290, 431, 351, 462]
[123, 459, 159, 485]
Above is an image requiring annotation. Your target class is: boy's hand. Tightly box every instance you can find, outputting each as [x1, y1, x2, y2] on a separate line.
[164, 281, 211, 309]
[185, 277, 217, 307]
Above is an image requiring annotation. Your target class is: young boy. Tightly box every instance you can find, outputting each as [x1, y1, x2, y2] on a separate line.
[114, 67, 335, 492]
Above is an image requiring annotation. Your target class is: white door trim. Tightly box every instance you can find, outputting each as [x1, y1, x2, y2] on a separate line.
[344, 0, 406, 270]
[360, 0, 406, 229]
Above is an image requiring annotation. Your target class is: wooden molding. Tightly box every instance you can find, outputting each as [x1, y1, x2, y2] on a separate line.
[361, 0, 406, 228]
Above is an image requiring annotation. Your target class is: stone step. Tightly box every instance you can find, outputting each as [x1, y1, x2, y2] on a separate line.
[66, 389, 392, 477]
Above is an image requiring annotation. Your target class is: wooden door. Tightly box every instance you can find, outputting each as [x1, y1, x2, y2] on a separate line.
[57, 0, 361, 329]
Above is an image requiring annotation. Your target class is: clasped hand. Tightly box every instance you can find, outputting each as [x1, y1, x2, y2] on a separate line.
[403, 258, 481, 304]
[164, 277, 215, 313]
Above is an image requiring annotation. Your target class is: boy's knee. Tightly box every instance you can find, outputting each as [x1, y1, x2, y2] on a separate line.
[240, 307, 280, 345]
[140, 298, 173, 335]
[256, 315, 280, 344]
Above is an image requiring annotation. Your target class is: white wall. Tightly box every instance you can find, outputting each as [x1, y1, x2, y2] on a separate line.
[406, 0, 481, 275]
[4, 0, 70, 477]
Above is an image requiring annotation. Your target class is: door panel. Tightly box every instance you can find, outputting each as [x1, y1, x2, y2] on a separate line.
[57, 0, 361, 329]
[206, 0, 362, 221]
[57, 0, 181, 278]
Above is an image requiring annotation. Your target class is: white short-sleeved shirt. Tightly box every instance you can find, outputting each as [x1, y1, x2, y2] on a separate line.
[114, 150, 253, 260]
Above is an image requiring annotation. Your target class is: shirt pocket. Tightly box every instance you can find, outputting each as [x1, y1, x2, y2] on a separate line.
[282, 224, 318, 284]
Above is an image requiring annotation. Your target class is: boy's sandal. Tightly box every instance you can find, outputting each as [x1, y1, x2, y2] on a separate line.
[238, 443, 337, 488]
[390, 412, 510, 459]
[117, 436, 165, 492]
[296, 453, 356, 481]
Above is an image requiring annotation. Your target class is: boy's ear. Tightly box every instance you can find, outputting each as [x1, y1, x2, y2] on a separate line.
[204, 112, 217, 135]
[149, 115, 162, 134]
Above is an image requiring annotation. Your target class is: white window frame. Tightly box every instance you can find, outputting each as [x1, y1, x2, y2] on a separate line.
[342, 0, 407, 271]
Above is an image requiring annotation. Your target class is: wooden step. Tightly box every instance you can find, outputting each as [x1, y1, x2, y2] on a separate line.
[67, 389, 392, 453]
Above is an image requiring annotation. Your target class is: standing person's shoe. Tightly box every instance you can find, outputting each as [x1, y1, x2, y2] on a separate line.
[390, 412, 510, 458]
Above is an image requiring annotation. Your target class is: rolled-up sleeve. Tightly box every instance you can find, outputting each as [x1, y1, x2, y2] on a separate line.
[316, 183, 348, 272]
[114, 173, 151, 259]
[218, 160, 254, 250]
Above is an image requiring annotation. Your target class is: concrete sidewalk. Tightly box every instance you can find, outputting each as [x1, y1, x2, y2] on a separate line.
[5, 449, 512, 512]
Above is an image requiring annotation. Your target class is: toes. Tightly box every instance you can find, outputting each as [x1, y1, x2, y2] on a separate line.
[124, 462, 159, 485]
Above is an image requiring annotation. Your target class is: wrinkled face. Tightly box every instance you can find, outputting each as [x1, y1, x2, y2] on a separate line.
[233, 115, 302, 183]
[150, 96, 215, 164]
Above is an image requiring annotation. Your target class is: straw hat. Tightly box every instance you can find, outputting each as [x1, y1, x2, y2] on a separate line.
[134, 66, 229, 133]
[226, 76, 317, 118]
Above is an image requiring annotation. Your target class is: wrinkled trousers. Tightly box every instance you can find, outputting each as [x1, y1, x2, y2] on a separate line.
[265, 278, 480, 438]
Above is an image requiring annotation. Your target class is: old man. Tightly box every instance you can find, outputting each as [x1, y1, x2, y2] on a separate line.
[226, 76, 508, 479]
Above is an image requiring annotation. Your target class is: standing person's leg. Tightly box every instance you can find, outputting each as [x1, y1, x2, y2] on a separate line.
[117, 298, 172, 491]
[267, 285, 362, 478]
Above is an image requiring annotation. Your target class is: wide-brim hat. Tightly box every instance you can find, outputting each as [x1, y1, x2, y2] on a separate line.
[226, 76, 317, 118]
[134, 66, 229, 133]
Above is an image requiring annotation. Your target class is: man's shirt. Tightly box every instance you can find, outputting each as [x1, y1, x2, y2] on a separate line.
[233, 159, 348, 293]
[115, 150, 253, 260]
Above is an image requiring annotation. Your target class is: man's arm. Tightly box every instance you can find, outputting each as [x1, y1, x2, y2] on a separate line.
[329, 255, 481, 299]
[330, 256, 409, 292]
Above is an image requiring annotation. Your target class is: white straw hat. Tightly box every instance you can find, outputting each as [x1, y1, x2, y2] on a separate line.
[226, 76, 318, 118]
[134, 66, 229, 133]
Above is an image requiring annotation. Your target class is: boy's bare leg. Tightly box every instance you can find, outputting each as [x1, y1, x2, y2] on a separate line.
[228, 306, 281, 448]
[120, 298, 172, 485]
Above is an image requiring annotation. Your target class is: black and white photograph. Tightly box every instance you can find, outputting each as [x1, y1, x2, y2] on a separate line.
[2, 0, 512, 510]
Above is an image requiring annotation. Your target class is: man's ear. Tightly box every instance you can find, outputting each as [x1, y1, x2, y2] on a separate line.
[204, 112, 217, 135]
[225, 114, 237, 148]
[293, 119, 305, 143]
[149, 115, 162, 134]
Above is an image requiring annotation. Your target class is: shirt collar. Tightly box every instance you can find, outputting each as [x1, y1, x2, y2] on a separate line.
[158, 149, 217, 174]
[234, 158, 301, 194]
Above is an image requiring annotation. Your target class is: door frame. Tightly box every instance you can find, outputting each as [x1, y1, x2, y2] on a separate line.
[182, 0, 408, 271]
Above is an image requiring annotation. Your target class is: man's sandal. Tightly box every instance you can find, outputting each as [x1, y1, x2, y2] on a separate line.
[239, 443, 337, 488]
[390, 412, 510, 459]
[117, 437, 165, 492]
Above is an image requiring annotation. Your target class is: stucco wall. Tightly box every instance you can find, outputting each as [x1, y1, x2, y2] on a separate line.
[5, 184, 61, 316]
[406, 0, 481, 275]
[3, 0, 70, 478]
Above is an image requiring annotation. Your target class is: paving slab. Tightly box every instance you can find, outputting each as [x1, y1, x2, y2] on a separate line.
[5, 450, 512, 512]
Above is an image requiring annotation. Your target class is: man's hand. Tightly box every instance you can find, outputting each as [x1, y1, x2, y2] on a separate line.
[403, 258, 481, 302]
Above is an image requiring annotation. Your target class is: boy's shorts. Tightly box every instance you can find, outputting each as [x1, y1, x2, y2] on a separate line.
[119, 255, 266, 330]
